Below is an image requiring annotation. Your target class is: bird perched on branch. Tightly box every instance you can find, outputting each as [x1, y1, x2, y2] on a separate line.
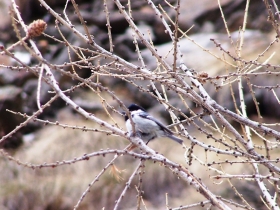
[124, 104, 183, 144]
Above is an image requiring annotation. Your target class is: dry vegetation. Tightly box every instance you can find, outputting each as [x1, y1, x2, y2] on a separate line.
[0, 0, 280, 209]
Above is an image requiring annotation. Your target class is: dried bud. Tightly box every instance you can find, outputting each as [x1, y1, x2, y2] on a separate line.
[27, 19, 47, 38]
[198, 72, 208, 78]
[197, 72, 208, 83]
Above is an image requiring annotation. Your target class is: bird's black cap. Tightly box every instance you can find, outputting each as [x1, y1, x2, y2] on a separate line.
[127, 104, 146, 112]
[124, 104, 147, 121]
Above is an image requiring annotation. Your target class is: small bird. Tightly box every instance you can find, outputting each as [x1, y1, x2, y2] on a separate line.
[124, 104, 183, 144]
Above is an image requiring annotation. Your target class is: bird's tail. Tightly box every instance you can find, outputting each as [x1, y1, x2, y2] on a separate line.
[167, 134, 183, 144]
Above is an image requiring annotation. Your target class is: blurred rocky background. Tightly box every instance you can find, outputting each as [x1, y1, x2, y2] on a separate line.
[0, 0, 279, 209]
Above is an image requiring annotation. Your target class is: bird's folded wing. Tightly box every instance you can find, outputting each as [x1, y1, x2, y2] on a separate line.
[138, 113, 173, 134]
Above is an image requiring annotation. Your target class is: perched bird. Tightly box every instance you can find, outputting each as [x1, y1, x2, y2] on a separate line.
[124, 104, 183, 144]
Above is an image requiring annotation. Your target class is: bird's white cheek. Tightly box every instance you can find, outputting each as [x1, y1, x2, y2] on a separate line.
[125, 119, 133, 133]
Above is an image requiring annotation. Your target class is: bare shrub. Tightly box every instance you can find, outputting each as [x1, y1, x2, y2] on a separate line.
[0, 0, 280, 209]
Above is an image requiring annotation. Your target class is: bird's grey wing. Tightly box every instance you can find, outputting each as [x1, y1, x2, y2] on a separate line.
[138, 113, 173, 134]
[138, 112, 183, 144]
